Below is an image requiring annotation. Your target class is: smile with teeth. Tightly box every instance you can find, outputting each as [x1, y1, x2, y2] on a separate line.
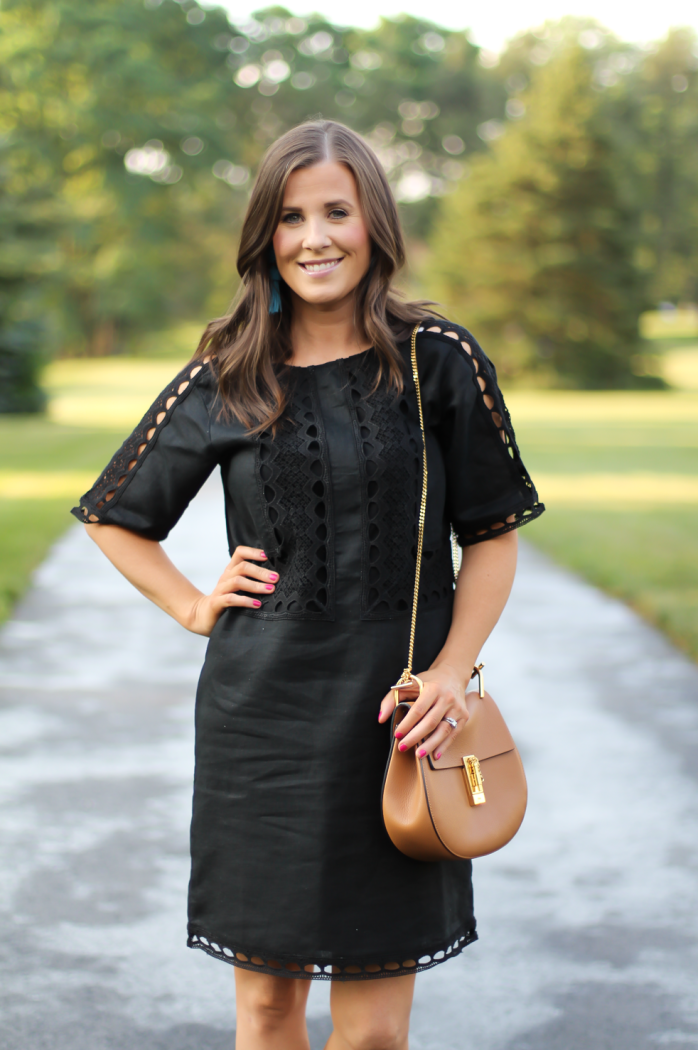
[299, 258, 343, 274]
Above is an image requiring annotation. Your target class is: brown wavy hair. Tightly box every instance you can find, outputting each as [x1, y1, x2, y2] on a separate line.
[194, 119, 438, 433]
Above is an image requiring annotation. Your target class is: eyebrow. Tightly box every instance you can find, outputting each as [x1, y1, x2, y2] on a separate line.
[280, 198, 353, 211]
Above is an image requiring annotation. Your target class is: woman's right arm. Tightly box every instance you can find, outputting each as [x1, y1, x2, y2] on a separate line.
[85, 524, 277, 637]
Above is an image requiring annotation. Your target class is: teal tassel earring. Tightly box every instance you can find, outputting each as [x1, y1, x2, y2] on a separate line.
[268, 247, 282, 314]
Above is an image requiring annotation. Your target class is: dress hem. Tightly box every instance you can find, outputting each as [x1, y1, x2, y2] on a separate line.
[187, 925, 478, 981]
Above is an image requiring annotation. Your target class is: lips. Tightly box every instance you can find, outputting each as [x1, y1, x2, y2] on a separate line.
[298, 258, 343, 274]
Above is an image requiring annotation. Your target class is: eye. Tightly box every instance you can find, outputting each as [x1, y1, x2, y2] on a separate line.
[328, 208, 348, 219]
[282, 212, 303, 225]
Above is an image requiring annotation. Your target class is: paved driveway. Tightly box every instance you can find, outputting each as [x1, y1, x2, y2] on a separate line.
[1, 477, 698, 1049]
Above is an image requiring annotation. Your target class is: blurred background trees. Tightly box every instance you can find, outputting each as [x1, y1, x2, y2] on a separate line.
[428, 35, 650, 386]
[1, 0, 697, 407]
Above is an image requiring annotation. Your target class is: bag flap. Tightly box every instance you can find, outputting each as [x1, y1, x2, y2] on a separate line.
[428, 690, 515, 770]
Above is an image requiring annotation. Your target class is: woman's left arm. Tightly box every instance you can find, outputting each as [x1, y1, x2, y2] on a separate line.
[378, 530, 518, 757]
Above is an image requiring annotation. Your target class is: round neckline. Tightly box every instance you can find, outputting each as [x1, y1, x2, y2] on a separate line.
[284, 346, 374, 370]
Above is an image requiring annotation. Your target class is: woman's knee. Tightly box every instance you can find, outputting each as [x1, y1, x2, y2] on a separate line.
[236, 971, 306, 1034]
[335, 1013, 408, 1050]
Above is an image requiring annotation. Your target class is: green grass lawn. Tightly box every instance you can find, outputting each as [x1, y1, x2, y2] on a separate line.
[0, 418, 133, 621]
[0, 329, 697, 663]
[523, 506, 698, 656]
[0, 348, 190, 623]
[508, 390, 698, 659]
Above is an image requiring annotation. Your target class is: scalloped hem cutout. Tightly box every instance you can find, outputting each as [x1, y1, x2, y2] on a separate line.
[187, 927, 478, 981]
[458, 500, 546, 546]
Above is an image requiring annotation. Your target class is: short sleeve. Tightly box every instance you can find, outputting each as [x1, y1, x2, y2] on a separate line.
[420, 322, 545, 546]
[71, 359, 218, 541]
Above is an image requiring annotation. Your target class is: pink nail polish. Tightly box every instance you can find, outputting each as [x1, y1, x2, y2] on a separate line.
[259, 551, 267, 558]
[253, 600, 262, 607]
[398, 743, 407, 752]
[265, 584, 274, 591]
[435, 752, 442, 760]
[394, 731, 403, 740]
[417, 748, 426, 758]
[269, 573, 279, 581]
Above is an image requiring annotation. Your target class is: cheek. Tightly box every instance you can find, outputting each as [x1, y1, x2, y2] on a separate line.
[272, 228, 292, 262]
[342, 223, 371, 260]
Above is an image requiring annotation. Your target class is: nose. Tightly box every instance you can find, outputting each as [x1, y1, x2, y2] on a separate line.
[302, 217, 332, 252]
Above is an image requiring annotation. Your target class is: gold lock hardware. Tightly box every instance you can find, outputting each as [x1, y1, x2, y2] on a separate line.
[462, 755, 486, 806]
[470, 663, 485, 699]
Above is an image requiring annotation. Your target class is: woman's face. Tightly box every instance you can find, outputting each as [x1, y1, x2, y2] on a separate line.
[272, 161, 372, 308]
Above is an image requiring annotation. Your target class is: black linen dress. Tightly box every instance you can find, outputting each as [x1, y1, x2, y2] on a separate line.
[73, 321, 544, 981]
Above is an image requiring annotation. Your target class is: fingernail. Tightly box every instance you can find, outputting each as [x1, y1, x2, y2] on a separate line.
[259, 551, 267, 558]
[269, 573, 279, 581]
[417, 748, 426, 758]
[394, 731, 403, 739]
[435, 752, 442, 760]
[253, 600, 262, 607]
[398, 743, 407, 752]
[265, 584, 275, 591]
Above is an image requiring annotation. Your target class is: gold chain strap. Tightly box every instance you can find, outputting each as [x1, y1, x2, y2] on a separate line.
[391, 323, 481, 700]
[393, 322, 428, 687]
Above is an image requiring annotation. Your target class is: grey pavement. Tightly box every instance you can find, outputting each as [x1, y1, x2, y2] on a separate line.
[1, 475, 698, 1049]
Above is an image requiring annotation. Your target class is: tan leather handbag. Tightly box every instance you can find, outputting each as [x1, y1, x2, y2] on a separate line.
[381, 324, 528, 861]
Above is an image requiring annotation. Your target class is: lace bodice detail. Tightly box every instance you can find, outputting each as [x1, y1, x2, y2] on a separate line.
[344, 351, 454, 618]
[72, 323, 544, 622]
[256, 376, 334, 619]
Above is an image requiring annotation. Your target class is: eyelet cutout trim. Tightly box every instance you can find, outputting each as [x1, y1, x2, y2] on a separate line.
[254, 370, 334, 619]
[418, 322, 544, 545]
[75, 358, 211, 524]
[188, 927, 477, 981]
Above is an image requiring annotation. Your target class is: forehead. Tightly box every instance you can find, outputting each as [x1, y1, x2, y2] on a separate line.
[282, 161, 358, 204]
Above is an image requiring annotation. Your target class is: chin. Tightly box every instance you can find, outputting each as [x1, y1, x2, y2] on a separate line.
[301, 286, 349, 304]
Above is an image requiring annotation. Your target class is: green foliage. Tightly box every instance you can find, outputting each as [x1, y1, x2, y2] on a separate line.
[0, 0, 498, 409]
[1, 4, 698, 406]
[0, 321, 46, 413]
[0, 0, 249, 359]
[626, 29, 698, 304]
[427, 37, 649, 386]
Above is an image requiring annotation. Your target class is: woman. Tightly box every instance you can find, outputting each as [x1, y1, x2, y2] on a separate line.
[73, 120, 544, 1050]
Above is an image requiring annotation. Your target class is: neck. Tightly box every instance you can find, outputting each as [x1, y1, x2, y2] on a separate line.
[288, 291, 371, 367]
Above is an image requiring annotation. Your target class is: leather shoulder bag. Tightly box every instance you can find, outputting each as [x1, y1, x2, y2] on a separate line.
[381, 323, 528, 862]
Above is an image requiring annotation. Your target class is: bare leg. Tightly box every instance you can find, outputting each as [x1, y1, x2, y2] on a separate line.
[325, 974, 415, 1050]
[234, 968, 312, 1050]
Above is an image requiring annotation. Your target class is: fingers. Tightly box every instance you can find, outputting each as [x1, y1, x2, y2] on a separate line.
[217, 571, 278, 596]
[414, 720, 454, 760]
[231, 546, 268, 564]
[391, 683, 441, 741]
[217, 546, 279, 599]
[225, 558, 275, 583]
[388, 678, 469, 757]
[378, 692, 395, 724]
[192, 546, 276, 633]
[209, 591, 263, 613]
[394, 696, 447, 753]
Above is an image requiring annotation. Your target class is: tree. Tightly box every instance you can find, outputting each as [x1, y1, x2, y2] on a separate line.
[426, 37, 650, 387]
[0, 0, 500, 409]
[0, 0, 252, 361]
[625, 29, 698, 305]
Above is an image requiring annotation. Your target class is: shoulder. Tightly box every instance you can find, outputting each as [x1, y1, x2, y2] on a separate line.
[413, 318, 497, 389]
[157, 355, 218, 417]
